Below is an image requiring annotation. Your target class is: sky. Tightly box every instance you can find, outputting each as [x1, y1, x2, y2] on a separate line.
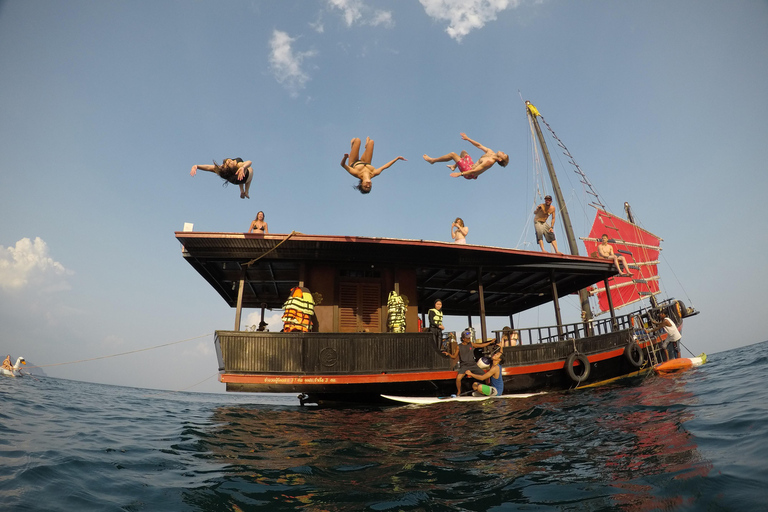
[1, 0, 766, 393]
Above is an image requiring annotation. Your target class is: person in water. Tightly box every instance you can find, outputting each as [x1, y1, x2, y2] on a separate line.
[2, 355, 12, 371]
[423, 133, 509, 179]
[190, 158, 253, 199]
[249, 211, 268, 233]
[340, 137, 406, 194]
[451, 217, 468, 244]
[465, 347, 505, 396]
[597, 234, 632, 276]
[534, 195, 561, 253]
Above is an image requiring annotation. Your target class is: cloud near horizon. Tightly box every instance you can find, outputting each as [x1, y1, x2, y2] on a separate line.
[420, 0, 519, 42]
[269, 30, 318, 97]
[0, 237, 71, 291]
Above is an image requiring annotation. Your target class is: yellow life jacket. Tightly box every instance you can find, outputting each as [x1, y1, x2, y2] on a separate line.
[387, 291, 406, 333]
[282, 286, 315, 332]
[428, 308, 443, 328]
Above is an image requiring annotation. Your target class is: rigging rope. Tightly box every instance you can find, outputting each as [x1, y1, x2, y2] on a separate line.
[26, 332, 214, 369]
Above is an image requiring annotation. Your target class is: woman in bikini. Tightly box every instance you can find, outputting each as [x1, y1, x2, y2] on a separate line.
[451, 217, 468, 244]
[249, 211, 268, 234]
[190, 158, 253, 199]
[340, 137, 406, 194]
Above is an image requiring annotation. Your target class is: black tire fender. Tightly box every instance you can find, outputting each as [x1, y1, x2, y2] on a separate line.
[565, 352, 590, 383]
[624, 340, 644, 368]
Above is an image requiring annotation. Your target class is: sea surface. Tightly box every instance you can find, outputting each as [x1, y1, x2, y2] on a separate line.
[2, 341, 767, 512]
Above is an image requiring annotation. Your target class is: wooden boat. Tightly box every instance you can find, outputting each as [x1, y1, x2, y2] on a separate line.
[1, 356, 26, 378]
[176, 101, 699, 405]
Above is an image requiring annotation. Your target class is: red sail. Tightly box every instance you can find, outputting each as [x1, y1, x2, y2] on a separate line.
[583, 209, 662, 313]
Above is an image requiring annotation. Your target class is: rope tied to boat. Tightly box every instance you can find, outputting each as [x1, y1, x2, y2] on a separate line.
[242, 230, 298, 268]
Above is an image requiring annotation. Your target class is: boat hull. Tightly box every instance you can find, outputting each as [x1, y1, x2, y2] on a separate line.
[215, 329, 652, 403]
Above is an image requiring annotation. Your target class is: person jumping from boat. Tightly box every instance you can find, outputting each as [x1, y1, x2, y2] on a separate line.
[465, 347, 505, 396]
[451, 218, 468, 244]
[597, 234, 632, 276]
[534, 195, 561, 253]
[341, 137, 406, 194]
[190, 158, 253, 199]
[423, 133, 509, 179]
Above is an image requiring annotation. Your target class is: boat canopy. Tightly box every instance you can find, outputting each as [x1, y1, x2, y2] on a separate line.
[176, 232, 620, 317]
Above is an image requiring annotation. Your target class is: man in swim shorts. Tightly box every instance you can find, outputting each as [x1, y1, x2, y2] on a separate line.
[423, 133, 509, 179]
[534, 195, 560, 253]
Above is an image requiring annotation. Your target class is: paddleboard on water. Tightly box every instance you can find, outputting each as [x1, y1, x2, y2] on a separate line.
[381, 392, 545, 405]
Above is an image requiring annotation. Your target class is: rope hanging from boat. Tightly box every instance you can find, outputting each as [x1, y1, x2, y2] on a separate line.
[242, 230, 298, 267]
[23, 332, 214, 369]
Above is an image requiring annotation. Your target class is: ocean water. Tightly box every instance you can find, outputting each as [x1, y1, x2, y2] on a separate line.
[1, 342, 767, 512]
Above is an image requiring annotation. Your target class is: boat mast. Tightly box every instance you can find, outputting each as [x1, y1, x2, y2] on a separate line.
[526, 101, 593, 323]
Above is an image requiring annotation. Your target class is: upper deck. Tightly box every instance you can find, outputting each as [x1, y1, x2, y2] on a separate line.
[176, 231, 619, 320]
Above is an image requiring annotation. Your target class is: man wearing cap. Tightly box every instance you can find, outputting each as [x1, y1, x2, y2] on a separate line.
[534, 195, 561, 253]
[454, 329, 497, 395]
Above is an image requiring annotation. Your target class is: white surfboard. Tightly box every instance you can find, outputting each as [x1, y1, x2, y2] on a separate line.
[381, 392, 545, 405]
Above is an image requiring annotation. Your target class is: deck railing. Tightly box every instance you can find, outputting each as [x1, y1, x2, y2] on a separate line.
[482, 313, 636, 347]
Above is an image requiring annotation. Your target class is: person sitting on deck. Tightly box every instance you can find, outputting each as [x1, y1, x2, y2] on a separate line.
[340, 137, 406, 194]
[423, 133, 509, 179]
[2, 355, 12, 371]
[597, 234, 632, 276]
[190, 158, 253, 199]
[501, 327, 519, 347]
[455, 329, 497, 395]
[465, 347, 505, 396]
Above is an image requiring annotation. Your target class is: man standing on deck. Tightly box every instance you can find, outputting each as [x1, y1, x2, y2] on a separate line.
[534, 195, 561, 253]
[651, 312, 682, 361]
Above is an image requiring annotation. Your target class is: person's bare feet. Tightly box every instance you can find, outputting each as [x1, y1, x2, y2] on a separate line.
[447, 164, 456, 171]
[423, 154, 435, 164]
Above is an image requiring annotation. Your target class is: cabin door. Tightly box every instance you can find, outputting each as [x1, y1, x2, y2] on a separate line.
[338, 281, 381, 333]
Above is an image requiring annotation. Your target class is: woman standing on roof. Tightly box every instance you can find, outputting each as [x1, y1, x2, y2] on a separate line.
[340, 137, 406, 194]
[451, 218, 468, 244]
[249, 211, 268, 233]
[190, 158, 253, 199]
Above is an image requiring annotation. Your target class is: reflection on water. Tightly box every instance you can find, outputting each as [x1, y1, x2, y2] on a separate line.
[194, 375, 712, 511]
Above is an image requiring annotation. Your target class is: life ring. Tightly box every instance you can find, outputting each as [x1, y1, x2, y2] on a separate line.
[565, 352, 590, 383]
[624, 340, 644, 368]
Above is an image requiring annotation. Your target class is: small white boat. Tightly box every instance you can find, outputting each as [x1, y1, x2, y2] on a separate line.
[381, 392, 545, 405]
[1, 356, 26, 377]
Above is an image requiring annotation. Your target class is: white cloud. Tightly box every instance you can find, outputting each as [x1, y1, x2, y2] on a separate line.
[328, 0, 394, 28]
[268, 30, 317, 97]
[0, 237, 71, 291]
[244, 311, 284, 332]
[420, 0, 518, 42]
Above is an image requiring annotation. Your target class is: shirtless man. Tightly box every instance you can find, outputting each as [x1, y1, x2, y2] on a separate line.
[341, 137, 406, 194]
[423, 133, 509, 179]
[534, 195, 560, 253]
[597, 234, 632, 276]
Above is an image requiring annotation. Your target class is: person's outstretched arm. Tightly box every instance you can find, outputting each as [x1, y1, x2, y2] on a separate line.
[190, 164, 217, 176]
[460, 133, 491, 153]
[340, 153, 358, 177]
[372, 156, 406, 176]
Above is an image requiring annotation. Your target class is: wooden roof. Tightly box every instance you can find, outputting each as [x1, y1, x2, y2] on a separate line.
[175, 232, 619, 316]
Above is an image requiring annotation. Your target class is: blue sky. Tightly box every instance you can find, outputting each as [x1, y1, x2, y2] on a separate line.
[1, 0, 766, 393]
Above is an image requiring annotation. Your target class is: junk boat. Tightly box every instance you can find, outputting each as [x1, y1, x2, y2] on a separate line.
[176, 101, 699, 405]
